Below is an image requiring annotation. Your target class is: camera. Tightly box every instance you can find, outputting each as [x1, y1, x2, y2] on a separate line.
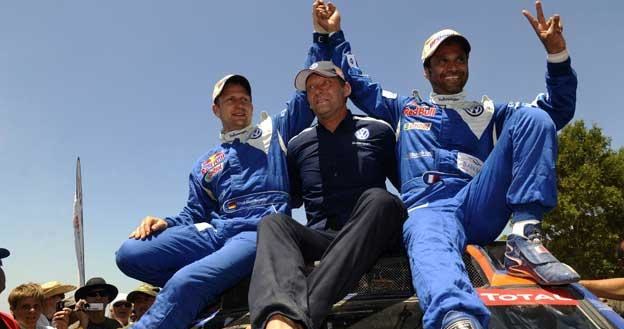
[83, 303, 104, 311]
[55, 301, 65, 312]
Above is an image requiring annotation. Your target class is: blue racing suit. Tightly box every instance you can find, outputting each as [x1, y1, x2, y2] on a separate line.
[115, 42, 327, 329]
[323, 30, 577, 329]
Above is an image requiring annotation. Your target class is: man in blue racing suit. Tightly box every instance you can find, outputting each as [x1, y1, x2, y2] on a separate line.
[114, 43, 325, 329]
[313, 1, 579, 328]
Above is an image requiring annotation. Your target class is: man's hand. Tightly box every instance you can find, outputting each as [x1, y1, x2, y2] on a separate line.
[52, 308, 71, 329]
[312, 0, 328, 33]
[523, 0, 566, 54]
[129, 216, 168, 239]
[314, 0, 341, 33]
[74, 300, 90, 328]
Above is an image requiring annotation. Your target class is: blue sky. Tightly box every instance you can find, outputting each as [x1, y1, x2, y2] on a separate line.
[1, 1, 622, 312]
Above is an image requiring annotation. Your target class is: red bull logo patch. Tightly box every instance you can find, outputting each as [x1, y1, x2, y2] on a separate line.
[201, 151, 225, 180]
[403, 105, 436, 117]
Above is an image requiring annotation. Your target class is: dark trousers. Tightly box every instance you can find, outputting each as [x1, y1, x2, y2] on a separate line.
[248, 188, 407, 329]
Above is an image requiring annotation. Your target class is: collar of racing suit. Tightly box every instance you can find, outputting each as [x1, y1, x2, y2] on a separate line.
[220, 123, 255, 143]
[429, 91, 467, 106]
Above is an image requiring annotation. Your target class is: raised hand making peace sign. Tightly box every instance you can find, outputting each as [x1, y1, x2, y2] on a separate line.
[523, 0, 567, 54]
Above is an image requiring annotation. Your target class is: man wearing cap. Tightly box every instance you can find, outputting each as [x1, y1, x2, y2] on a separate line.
[115, 39, 326, 329]
[37, 281, 76, 328]
[248, 58, 406, 329]
[314, 1, 578, 329]
[124, 283, 159, 326]
[74, 277, 121, 329]
[0, 248, 20, 329]
[107, 294, 131, 327]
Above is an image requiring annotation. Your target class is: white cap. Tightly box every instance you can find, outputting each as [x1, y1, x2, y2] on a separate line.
[294, 61, 345, 91]
[212, 74, 252, 104]
[421, 29, 471, 63]
[106, 293, 128, 317]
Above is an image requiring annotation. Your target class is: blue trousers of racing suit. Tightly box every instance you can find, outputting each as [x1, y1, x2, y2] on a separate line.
[116, 224, 256, 329]
[404, 108, 558, 329]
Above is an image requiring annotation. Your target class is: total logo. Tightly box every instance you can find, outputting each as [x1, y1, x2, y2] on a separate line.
[476, 288, 578, 306]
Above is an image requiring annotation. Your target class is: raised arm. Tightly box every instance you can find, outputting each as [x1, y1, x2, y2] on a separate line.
[493, 1, 577, 132]
[313, 1, 408, 129]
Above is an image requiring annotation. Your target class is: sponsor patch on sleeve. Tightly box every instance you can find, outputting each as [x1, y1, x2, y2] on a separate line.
[346, 54, 358, 68]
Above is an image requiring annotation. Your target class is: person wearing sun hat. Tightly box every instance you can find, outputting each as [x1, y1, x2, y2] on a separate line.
[107, 293, 131, 327]
[0, 248, 20, 329]
[37, 281, 76, 328]
[126, 283, 159, 323]
[74, 277, 121, 329]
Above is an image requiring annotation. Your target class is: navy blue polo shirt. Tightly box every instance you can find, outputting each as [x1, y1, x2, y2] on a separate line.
[287, 110, 398, 231]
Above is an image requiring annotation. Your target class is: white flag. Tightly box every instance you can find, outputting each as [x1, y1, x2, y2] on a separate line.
[73, 157, 85, 287]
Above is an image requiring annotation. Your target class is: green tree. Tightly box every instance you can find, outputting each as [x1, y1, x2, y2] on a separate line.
[544, 120, 624, 278]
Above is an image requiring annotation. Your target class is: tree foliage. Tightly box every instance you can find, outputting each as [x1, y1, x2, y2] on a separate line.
[544, 120, 624, 278]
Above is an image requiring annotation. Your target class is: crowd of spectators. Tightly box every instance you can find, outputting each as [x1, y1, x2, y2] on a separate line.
[0, 248, 158, 329]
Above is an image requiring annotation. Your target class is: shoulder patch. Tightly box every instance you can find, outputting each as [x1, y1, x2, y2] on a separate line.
[250, 127, 262, 139]
[346, 54, 358, 68]
[201, 151, 226, 182]
[382, 89, 398, 99]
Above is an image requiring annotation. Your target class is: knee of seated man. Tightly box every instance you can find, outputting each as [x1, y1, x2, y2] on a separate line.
[115, 239, 144, 274]
[257, 213, 294, 234]
[513, 108, 556, 132]
[360, 188, 402, 208]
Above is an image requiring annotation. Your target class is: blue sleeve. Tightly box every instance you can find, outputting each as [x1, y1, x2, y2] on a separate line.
[495, 57, 577, 132]
[273, 32, 332, 142]
[327, 30, 409, 129]
[382, 125, 400, 189]
[165, 162, 218, 227]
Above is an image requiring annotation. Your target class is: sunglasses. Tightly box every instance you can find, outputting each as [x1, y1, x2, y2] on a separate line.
[114, 302, 132, 308]
[86, 290, 108, 298]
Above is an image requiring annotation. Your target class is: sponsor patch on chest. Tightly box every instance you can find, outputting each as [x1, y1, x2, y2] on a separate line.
[403, 121, 432, 131]
[462, 104, 484, 117]
[457, 152, 483, 177]
[403, 104, 436, 117]
[201, 151, 225, 181]
[354, 127, 370, 140]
